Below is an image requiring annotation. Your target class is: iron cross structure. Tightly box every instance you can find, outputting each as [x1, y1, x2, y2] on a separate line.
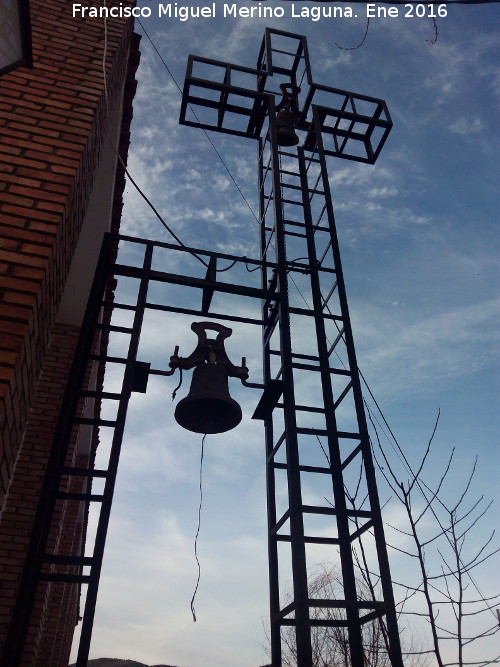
[180, 28, 402, 666]
[3, 27, 403, 667]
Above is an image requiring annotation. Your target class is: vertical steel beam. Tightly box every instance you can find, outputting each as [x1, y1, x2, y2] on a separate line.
[297, 146, 365, 665]
[76, 241, 154, 665]
[259, 136, 282, 667]
[268, 105, 313, 666]
[312, 115, 404, 666]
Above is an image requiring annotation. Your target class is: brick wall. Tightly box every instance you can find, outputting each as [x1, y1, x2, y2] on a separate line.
[0, 0, 139, 663]
[0, 323, 82, 665]
[0, 0, 135, 509]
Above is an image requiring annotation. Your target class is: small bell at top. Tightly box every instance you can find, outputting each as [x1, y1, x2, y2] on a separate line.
[276, 109, 300, 146]
[275, 83, 301, 147]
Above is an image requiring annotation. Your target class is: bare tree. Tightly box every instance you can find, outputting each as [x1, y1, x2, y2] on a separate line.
[261, 407, 498, 666]
[368, 408, 500, 667]
[262, 410, 499, 666]
[262, 563, 429, 667]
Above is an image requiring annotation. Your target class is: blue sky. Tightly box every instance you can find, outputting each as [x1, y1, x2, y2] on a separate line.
[71, 3, 499, 665]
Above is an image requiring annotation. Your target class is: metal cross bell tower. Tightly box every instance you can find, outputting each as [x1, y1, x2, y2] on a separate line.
[3, 27, 404, 667]
[180, 28, 402, 666]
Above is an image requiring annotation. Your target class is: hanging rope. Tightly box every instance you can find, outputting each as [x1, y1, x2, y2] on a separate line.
[191, 433, 206, 622]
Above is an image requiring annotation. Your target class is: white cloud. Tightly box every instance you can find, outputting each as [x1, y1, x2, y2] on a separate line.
[367, 186, 398, 198]
[353, 297, 499, 400]
[449, 116, 485, 136]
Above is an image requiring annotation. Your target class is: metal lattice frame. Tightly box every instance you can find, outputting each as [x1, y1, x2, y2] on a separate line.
[2, 235, 279, 666]
[3, 28, 402, 667]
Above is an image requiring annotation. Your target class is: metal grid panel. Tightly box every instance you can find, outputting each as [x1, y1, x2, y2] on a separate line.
[302, 84, 393, 163]
[179, 55, 268, 138]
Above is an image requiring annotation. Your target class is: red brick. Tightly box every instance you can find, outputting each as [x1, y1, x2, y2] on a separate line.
[2, 205, 60, 223]
[0, 350, 18, 365]
[0, 367, 13, 382]
[3, 292, 36, 307]
[0, 154, 46, 170]
[0, 334, 23, 351]
[0, 302, 33, 321]
[0, 144, 23, 157]
[0, 320, 27, 337]
[0, 216, 29, 231]
[20, 244, 53, 258]
[10, 265, 46, 281]
[1, 228, 53, 247]
[2, 174, 42, 189]
[0, 193, 35, 208]
[27, 221, 58, 235]
[0, 250, 48, 268]
[34, 202, 63, 218]
[0, 238, 19, 252]
[17, 167, 72, 186]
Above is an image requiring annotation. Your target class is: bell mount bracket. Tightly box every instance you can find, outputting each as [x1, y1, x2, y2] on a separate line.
[168, 321, 249, 380]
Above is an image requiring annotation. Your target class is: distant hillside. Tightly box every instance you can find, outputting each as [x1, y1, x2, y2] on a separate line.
[69, 659, 178, 667]
[69, 656, 271, 667]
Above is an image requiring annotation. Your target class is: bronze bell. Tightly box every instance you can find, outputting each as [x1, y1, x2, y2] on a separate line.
[174, 362, 242, 434]
[276, 109, 300, 147]
[169, 323, 248, 435]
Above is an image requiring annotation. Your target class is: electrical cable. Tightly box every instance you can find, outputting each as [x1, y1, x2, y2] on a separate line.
[245, 259, 261, 272]
[277, 142, 498, 622]
[334, 17, 371, 51]
[99, 13, 210, 268]
[365, 403, 500, 626]
[117, 18, 269, 273]
[134, 19, 336, 289]
[109, 138, 210, 268]
[137, 19, 260, 228]
[323, 286, 498, 623]
[215, 259, 238, 272]
[427, 17, 439, 44]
